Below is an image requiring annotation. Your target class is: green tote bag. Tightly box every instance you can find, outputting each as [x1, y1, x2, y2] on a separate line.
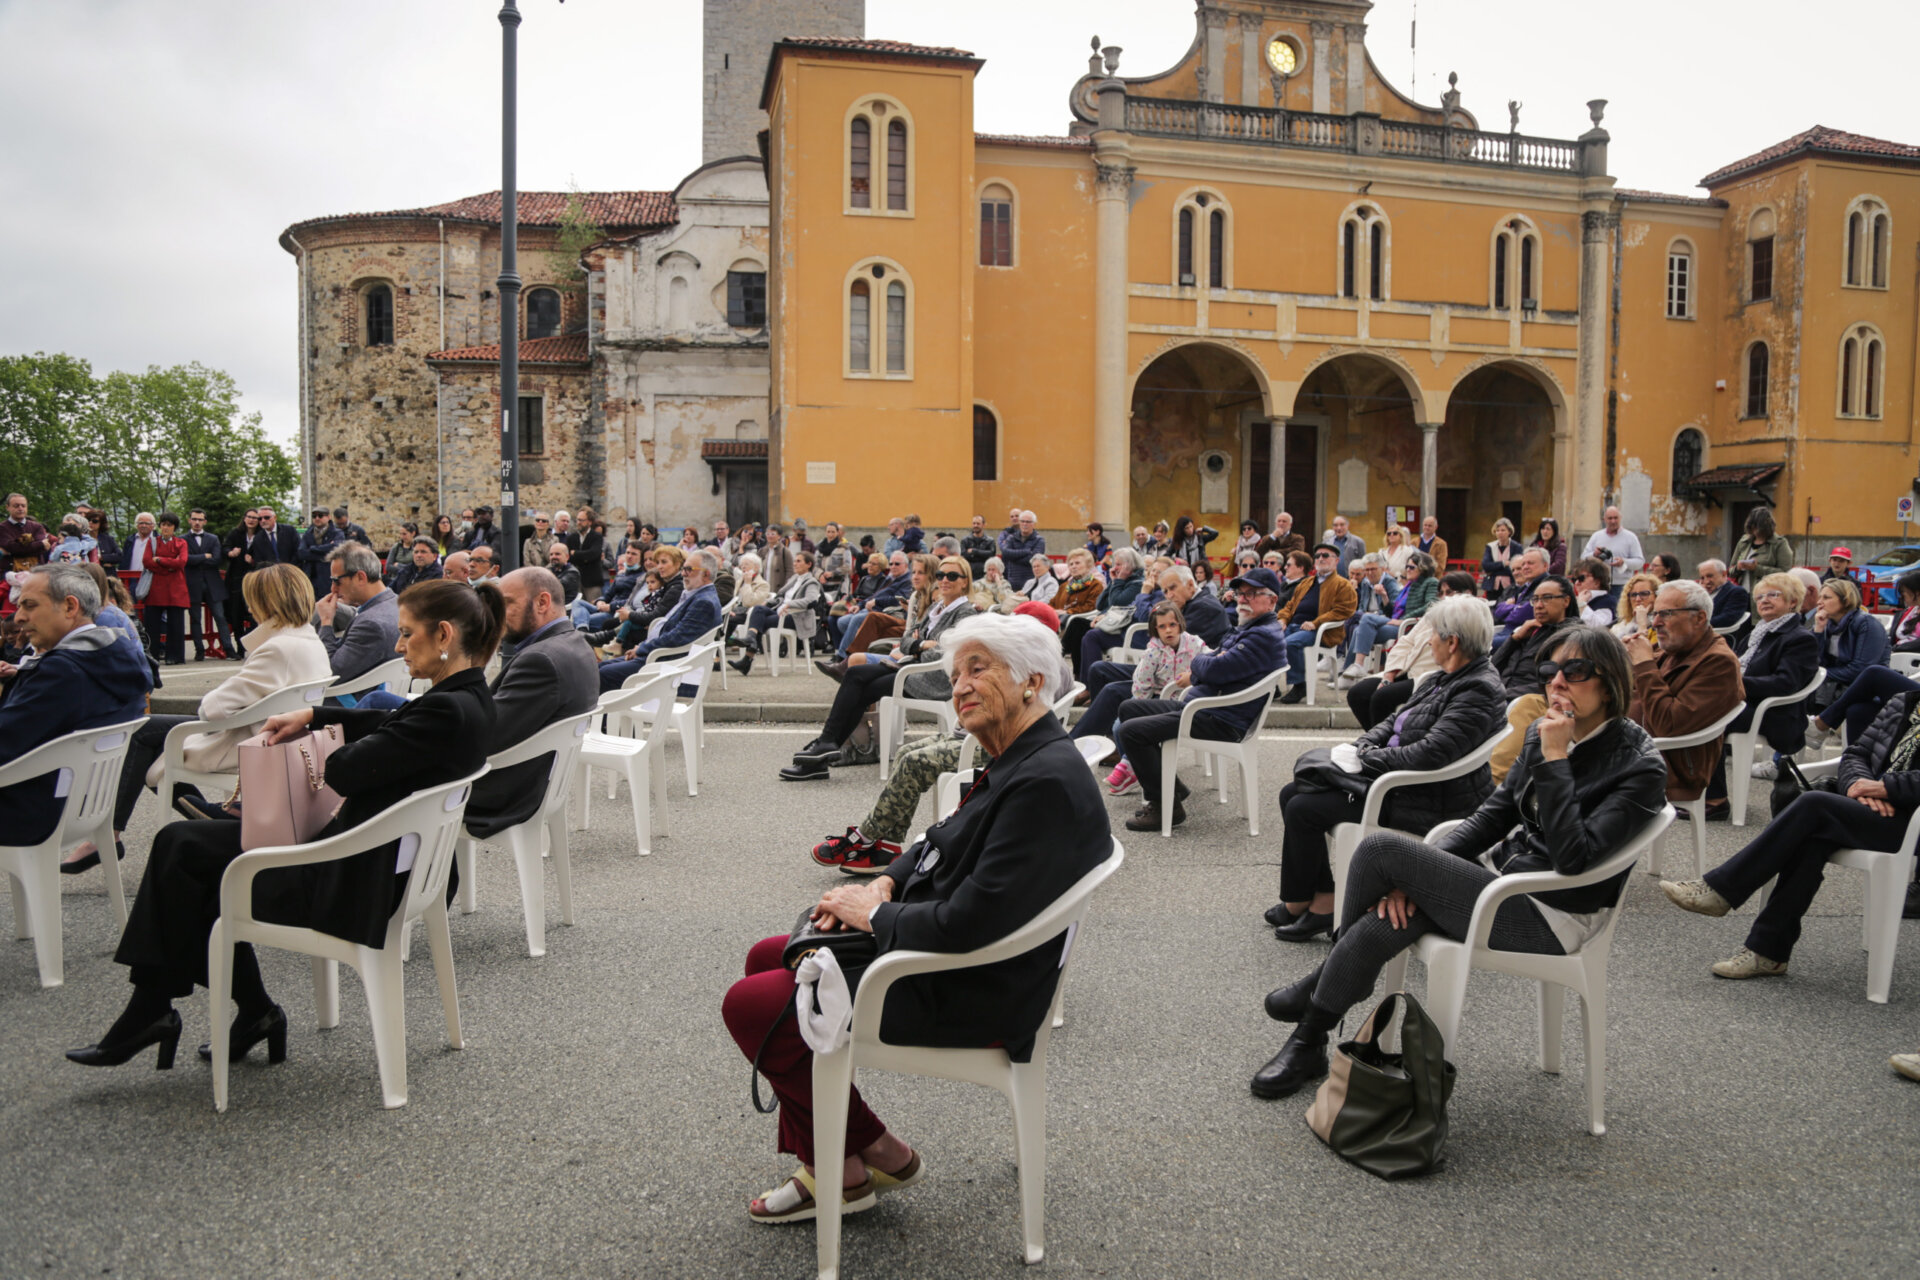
[1304, 990, 1456, 1180]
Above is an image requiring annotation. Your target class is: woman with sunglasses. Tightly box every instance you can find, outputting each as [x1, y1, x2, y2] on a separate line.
[781, 557, 978, 781]
[1253, 625, 1667, 1099]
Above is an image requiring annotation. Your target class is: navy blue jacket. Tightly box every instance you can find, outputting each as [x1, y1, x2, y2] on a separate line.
[870, 571, 913, 613]
[1821, 608, 1891, 688]
[1711, 580, 1753, 632]
[1182, 590, 1232, 648]
[1181, 610, 1284, 737]
[0, 628, 153, 844]
[297, 524, 344, 594]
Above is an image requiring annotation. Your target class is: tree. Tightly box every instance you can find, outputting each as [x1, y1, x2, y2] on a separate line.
[180, 415, 300, 531]
[0, 352, 101, 520]
[549, 188, 607, 283]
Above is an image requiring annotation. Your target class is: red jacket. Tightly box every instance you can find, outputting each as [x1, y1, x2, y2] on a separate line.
[143, 535, 190, 608]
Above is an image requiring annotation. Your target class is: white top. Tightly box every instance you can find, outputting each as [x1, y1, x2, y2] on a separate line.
[1580, 527, 1645, 575]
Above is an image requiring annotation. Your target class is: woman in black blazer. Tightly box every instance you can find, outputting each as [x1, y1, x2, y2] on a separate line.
[67, 580, 502, 1073]
[1703, 570, 1822, 816]
[724, 612, 1111, 1223]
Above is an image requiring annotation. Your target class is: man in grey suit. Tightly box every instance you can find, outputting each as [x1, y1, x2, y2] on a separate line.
[316, 542, 399, 684]
[464, 567, 600, 837]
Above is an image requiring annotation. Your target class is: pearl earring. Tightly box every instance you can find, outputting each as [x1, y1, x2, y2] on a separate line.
[440, 652, 450, 661]
[1023, 690, 1033, 701]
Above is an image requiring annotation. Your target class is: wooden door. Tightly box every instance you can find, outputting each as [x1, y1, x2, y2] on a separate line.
[1246, 426, 1271, 530]
[1437, 489, 1470, 565]
[1285, 427, 1319, 538]
[727, 468, 769, 529]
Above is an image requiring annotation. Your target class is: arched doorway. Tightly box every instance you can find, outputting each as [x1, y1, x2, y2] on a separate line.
[1440, 364, 1559, 553]
[1128, 344, 1266, 534]
[1288, 355, 1419, 546]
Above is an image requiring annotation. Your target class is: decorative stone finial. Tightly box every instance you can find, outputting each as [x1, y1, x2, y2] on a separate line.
[1089, 35, 1103, 77]
[1588, 98, 1607, 126]
[1103, 44, 1123, 75]
[1441, 71, 1460, 117]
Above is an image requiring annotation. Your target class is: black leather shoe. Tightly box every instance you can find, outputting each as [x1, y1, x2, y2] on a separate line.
[1265, 965, 1324, 1022]
[60, 840, 125, 876]
[793, 738, 841, 762]
[815, 659, 848, 683]
[197, 1004, 288, 1064]
[66, 1010, 183, 1070]
[1250, 1029, 1330, 1099]
[1904, 882, 1920, 920]
[780, 759, 832, 782]
[1278, 687, 1307, 705]
[1274, 911, 1334, 942]
[729, 655, 754, 675]
[1263, 902, 1297, 928]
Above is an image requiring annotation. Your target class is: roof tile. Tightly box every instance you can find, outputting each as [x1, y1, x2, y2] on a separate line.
[290, 190, 676, 237]
[1702, 126, 1920, 187]
[778, 36, 976, 59]
[427, 334, 591, 366]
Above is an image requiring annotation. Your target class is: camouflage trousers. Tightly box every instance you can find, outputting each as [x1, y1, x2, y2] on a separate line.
[860, 735, 993, 844]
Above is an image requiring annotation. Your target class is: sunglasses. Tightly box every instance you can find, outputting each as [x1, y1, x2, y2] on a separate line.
[1538, 658, 1597, 684]
[935, 570, 967, 582]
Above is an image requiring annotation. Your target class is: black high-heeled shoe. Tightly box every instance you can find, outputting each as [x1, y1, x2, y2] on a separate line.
[197, 1004, 289, 1064]
[66, 1010, 183, 1070]
[60, 840, 126, 876]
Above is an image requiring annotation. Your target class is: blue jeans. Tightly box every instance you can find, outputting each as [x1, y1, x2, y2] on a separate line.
[1818, 664, 1920, 742]
[568, 598, 595, 629]
[1283, 625, 1319, 686]
[1344, 614, 1398, 666]
[835, 610, 869, 657]
[358, 691, 407, 710]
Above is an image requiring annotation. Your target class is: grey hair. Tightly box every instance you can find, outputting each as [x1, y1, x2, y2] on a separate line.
[737, 551, 763, 574]
[134, 511, 155, 526]
[1521, 546, 1550, 569]
[1108, 546, 1141, 575]
[1698, 558, 1728, 576]
[931, 535, 962, 555]
[1661, 578, 1715, 617]
[31, 563, 102, 619]
[1423, 593, 1493, 661]
[1018, 509, 1037, 521]
[940, 612, 1063, 706]
[328, 542, 381, 580]
[687, 548, 720, 580]
[1159, 564, 1196, 589]
[1359, 552, 1385, 568]
[984, 556, 1004, 572]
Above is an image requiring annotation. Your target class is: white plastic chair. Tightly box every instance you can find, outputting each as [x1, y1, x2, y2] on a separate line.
[1892, 652, 1920, 677]
[453, 711, 595, 956]
[1050, 681, 1085, 723]
[810, 840, 1125, 1280]
[1827, 809, 1919, 1004]
[1327, 723, 1511, 922]
[1380, 806, 1675, 1135]
[1649, 703, 1745, 877]
[1300, 618, 1347, 707]
[1, 717, 145, 985]
[207, 767, 486, 1110]
[878, 659, 957, 780]
[327, 656, 409, 702]
[766, 596, 818, 678]
[1724, 668, 1825, 826]
[574, 667, 682, 856]
[1155, 667, 1286, 837]
[632, 640, 719, 796]
[156, 678, 335, 813]
[1108, 622, 1148, 665]
[1712, 612, 1750, 639]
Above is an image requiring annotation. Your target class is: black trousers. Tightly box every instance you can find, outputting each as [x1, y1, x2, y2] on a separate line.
[187, 579, 234, 656]
[1346, 675, 1417, 732]
[224, 575, 252, 636]
[1113, 697, 1241, 806]
[146, 605, 186, 664]
[112, 714, 192, 831]
[1703, 790, 1910, 962]
[1278, 782, 1363, 901]
[822, 661, 904, 744]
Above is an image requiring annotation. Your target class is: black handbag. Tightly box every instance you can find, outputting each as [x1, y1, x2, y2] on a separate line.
[1305, 991, 1456, 1180]
[1769, 756, 1841, 818]
[750, 902, 884, 1114]
[1291, 745, 1373, 799]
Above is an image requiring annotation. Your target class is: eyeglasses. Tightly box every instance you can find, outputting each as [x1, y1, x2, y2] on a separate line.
[1755, 590, 1787, 602]
[1539, 658, 1597, 684]
[1649, 607, 1702, 621]
[1314, 553, 1336, 561]
[934, 571, 967, 583]
[1628, 589, 1653, 600]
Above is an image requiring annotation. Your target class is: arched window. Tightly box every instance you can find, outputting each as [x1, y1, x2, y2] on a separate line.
[1845, 197, 1892, 289]
[973, 405, 998, 481]
[1178, 207, 1195, 285]
[364, 284, 393, 347]
[1748, 207, 1775, 303]
[846, 260, 911, 378]
[526, 287, 561, 340]
[1839, 324, 1887, 419]
[1745, 343, 1770, 419]
[1666, 239, 1695, 319]
[1492, 216, 1541, 311]
[846, 98, 912, 215]
[979, 182, 1014, 267]
[1209, 208, 1226, 289]
[668, 277, 690, 332]
[1672, 429, 1705, 495]
[1341, 205, 1387, 300]
[1174, 191, 1229, 289]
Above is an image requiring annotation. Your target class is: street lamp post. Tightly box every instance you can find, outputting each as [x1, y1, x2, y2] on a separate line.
[497, 0, 524, 571]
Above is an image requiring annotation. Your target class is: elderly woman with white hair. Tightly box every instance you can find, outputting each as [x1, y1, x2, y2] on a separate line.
[723, 612, 1110, 1223]
[1269, 594, 1510, 941]
[969, 556, 1020, 614]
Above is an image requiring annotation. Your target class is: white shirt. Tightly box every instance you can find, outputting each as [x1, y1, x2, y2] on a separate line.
[1580, 527, 1645, 575]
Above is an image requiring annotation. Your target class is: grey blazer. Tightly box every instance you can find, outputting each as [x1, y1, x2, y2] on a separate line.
[900, 599, 978, 700]
[465, 620, 601, 837]
[319, 588, 399, 682]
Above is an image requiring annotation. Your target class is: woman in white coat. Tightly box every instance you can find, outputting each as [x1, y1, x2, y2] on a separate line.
[63, 564, 334, 873]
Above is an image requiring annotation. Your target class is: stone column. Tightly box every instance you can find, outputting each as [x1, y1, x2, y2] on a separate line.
[1573, 210, 1618, 530]
[1267, 420, 1287, 521]
[1203, 9, 1228, 103]
[1239, 14, 1262, 105]
[1310, 22, 1332, 113]
[1344, 24, 1368, 114]
[1094, 158, 1135, 529]
[1418, 422, 1440, 518]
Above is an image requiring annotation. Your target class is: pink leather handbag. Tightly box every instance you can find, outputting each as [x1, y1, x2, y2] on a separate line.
[238, 725, 347, 851]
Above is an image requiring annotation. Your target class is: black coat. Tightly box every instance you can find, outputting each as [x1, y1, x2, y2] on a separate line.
[1352, 654, 1507, 833]
[1736, 617, 1820, 752]
[1493, 617, 1575, 697]
[465, 622, 600, 838]
[1436, 716, 1668, 916]
[1838, 690, 1920, 807]
[269, 669, 495, 948]
[873, 714, 1110, 1061]
[181, 530, 228, 601]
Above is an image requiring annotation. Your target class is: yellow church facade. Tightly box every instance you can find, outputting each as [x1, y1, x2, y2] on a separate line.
[763, 2, 1920, 560]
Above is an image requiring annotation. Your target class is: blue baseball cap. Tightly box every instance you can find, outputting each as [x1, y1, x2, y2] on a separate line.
[1229, 566, 1286, 597]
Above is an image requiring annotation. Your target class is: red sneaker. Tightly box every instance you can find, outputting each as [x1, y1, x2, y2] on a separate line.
[838, 839, 904, 876]
[812, 828, 896, 869]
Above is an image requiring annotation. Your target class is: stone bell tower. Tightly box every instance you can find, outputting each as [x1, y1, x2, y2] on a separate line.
[703, 0, 866, 162]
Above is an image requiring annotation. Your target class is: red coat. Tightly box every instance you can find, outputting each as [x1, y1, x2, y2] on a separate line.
[143, 535, 190, 608]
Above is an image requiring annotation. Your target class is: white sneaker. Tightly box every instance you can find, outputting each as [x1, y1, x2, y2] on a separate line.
[1338, 663, 1367, 681]
[1660, 878, 1732, 917]
[1750, 760, 1777, 780]
[1806, 715, 1834, 748]
[1711, 947, 1788, 980]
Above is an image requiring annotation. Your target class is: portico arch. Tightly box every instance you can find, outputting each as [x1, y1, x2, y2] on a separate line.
[1127, 341, 1272, 534]
[1287, 353, 1422, 547]
[1439, 360, 1563, 556]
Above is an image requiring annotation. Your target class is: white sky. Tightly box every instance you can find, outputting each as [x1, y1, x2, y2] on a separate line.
[1, 0, 1911, 452]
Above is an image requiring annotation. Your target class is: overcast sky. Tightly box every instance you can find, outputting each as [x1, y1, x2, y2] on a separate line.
[2, 0, 1910, 453]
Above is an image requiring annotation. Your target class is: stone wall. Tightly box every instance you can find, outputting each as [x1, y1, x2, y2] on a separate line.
[435, 364, 597, 526]
[702, 0, 865, 163]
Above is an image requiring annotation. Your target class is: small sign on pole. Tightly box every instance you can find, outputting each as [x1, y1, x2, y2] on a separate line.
[1897, 496, 1914, 523]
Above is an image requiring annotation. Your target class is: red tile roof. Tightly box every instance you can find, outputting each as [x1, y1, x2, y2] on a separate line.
[1685, 462, 1784, 490]
[1702, 126, 1920, 187]
[701, 439, 769, 461]
[286, 190, 676, 241]
[975, 132, 1093, 151]
[762, 37, 984, 108]
[427, 335, 591, 366]
[1616, 187, 1727, 208]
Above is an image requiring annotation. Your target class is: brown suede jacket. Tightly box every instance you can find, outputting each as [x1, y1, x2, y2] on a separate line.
[1628, 634, 1744, 801]
[1276, 571, 1359, 649]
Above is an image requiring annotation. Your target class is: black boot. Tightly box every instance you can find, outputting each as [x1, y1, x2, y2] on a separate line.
[1274, 910, 1334, 942]
[1264, 964, 1324, 1022]
[730, 652, 755, 675]
[1250, 1005, 1337, 1099]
